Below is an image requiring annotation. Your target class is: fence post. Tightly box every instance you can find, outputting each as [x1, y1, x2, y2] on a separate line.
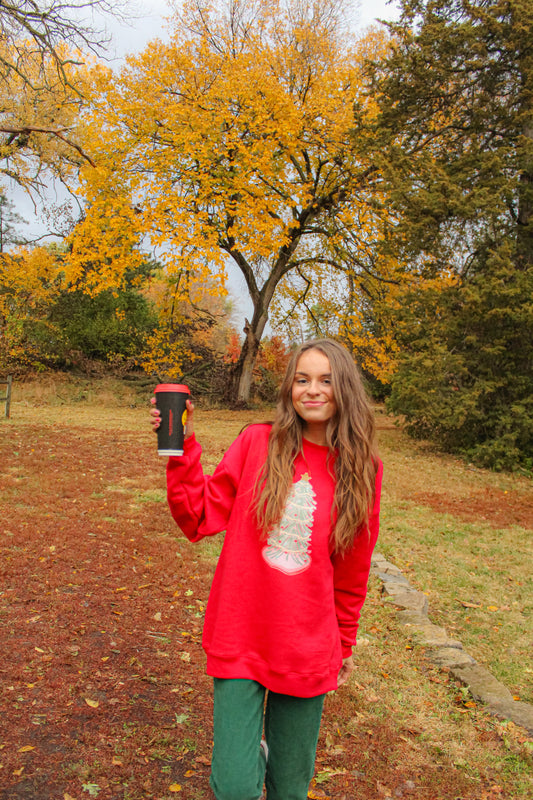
[1, 375, 13, 418]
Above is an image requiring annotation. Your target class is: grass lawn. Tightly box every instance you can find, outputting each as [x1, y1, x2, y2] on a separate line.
[376, 413, 532, 706]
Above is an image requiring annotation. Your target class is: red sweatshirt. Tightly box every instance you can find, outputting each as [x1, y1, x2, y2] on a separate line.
[167, 424, 382, 698]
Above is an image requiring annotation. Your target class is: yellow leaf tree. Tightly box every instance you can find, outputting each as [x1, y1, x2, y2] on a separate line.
[0, 1, 135, 193]
[0, 42, 88, 195]
[0, 245, 64, 370]
[267, 195, 408, 384]
[77, 0, 397, 402]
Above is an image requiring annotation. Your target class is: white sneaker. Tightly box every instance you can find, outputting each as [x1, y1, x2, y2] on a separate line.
[260, 739, 269, 762]
[258, 739, 269, 798]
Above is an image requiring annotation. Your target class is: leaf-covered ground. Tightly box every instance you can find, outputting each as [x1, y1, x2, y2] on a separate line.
[1, 412, 531, 800]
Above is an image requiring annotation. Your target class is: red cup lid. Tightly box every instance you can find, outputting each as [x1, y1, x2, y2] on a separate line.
[155, 383, 190, 393]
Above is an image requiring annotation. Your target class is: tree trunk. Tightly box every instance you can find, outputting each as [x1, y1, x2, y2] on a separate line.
[225, 201, 326, 405]
[517, 119, 533, 269]
[229, 305, 270, 406]
[516, 4, 533, 269]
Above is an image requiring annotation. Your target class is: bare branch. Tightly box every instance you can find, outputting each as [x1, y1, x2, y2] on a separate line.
[0, 0, 132, 89]
[0, 125, 96, 166]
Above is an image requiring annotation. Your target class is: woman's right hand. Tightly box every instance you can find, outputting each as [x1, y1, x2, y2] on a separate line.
[150, 397, 161, 431]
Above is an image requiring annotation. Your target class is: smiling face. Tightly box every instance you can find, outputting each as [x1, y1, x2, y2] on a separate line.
[291, 348, 337, 443]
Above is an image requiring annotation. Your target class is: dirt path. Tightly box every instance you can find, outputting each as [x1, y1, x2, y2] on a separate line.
[0, 421, 530, 799]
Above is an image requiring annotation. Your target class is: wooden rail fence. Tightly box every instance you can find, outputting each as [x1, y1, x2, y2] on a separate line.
[1, 375, 13, 418]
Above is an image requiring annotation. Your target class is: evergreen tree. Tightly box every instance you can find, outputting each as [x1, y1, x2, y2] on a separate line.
[43, 260, 158, 368]
[365, 0, 533, 469]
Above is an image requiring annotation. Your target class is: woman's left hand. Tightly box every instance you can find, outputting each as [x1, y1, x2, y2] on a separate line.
[337, 655, 354, 687]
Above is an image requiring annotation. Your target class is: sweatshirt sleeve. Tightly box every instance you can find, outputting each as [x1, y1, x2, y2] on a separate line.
[166, 430, 249, 543]
[331, 460, 383, 658]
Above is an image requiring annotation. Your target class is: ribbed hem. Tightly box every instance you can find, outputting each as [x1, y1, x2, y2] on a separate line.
[205, 653, 339, 698]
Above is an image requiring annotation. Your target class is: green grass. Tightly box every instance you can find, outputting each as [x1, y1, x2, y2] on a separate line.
[376, 418, 532, 705]
[5, 385, 531, 704]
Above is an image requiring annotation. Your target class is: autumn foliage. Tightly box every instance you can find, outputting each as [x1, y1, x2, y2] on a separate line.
[69, 0, 401, 402]
[1, 0, 531, 468]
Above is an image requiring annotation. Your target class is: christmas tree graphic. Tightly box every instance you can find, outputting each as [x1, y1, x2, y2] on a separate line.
[262, 473, 316, 575]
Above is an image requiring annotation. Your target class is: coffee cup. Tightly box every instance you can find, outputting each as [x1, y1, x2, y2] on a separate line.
[154, 384, 190, 456]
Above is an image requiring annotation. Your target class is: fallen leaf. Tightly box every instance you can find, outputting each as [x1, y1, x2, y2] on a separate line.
[18, 746, 35, 753]
[487, 605, 499, 611]
[64, 794, 77, 800]
[13, 767, 24, 776]
[180, 652, 191, 662]
[84, 698, 99, 708]
[82, 783, 100, 797]
[169, 784, 182, 792]
[112, 756, 123, 766]
[184, 769, 196, 777]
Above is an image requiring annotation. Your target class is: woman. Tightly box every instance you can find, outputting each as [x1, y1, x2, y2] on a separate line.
[151, 339, 382, 800]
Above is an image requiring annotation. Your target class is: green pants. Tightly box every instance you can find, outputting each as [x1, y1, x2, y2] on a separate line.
[210, 678, 325, 800]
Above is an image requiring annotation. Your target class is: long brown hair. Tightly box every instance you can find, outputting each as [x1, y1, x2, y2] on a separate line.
[255, 339, 379, 553]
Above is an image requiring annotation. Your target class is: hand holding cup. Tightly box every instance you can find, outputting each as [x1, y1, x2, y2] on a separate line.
[152, 384, 192, 456]
[150, 397, 194, 438]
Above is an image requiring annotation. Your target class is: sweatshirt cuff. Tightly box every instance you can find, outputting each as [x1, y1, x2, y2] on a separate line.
[341, 642, 354, 659]
[183, 433, 197, 449]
